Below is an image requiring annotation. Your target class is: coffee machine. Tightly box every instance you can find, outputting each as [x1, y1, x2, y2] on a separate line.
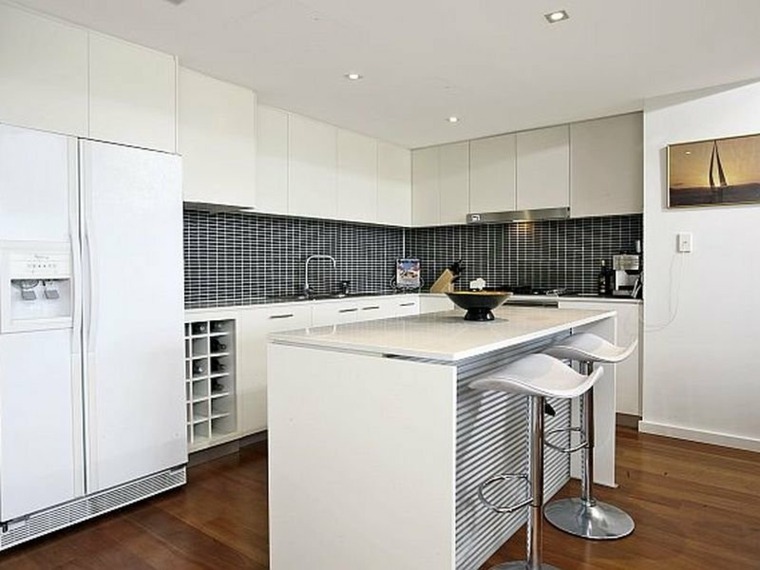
[611, 253, 641, 297]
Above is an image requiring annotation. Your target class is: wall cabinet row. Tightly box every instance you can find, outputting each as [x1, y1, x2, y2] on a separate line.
[0, 3, 176, 153]
[257, 105, 412, 226]
[413, 113, 642, 226]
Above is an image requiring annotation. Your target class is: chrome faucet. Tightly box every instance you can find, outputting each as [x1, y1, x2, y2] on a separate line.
[304, 254, 336, 297]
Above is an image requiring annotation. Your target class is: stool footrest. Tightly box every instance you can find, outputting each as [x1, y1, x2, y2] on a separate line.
[545, 426, 587, 454]
[477, 472, 533, 514]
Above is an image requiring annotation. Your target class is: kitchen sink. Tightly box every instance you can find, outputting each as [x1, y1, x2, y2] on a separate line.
[266, 291, 392, 303]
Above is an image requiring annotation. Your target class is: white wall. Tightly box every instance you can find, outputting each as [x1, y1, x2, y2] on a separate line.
[640, 80, 760, 451]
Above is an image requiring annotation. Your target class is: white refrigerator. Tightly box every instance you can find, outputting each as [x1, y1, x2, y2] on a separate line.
[0, 123, 186, 547]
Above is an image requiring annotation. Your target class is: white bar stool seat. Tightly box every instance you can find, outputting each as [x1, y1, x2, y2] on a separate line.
[470, 353, 604, 570]
[543, 333, 637, 541]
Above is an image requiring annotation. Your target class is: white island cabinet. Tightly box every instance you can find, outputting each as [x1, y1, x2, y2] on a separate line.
[268, 306, 617, 570]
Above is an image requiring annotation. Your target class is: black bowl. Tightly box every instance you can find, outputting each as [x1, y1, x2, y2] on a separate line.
[445, 291, 512, 321]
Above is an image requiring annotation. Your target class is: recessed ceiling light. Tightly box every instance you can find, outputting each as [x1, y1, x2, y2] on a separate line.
[345, 72, 363, 80]
[447, 116, 459, 123]
[544, 10, 569, 23]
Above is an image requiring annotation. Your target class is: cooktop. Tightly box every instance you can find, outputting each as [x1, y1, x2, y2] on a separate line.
[487, 285, 579, 296]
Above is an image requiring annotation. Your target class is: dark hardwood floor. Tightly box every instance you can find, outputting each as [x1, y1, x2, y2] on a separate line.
[1, 428, 759, 569]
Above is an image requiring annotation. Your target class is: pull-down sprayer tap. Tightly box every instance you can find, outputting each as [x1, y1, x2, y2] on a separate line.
[304, 254, 336, 298]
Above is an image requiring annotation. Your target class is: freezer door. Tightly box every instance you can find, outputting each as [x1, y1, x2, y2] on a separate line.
[0, 123, 76, 242]
[0, 330, 84, 521]
[80, 140, 186, 493]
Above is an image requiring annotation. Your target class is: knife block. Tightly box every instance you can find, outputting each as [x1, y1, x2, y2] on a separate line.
[430, 269, 457, 293]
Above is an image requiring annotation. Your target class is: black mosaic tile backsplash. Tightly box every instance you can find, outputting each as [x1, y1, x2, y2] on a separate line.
[184, 209, 404, 308]
[183, 208, 642, 308]
[406, 215, 642, 293]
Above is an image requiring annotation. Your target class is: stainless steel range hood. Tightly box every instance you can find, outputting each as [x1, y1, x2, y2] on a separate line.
[466, 207, 570, 224]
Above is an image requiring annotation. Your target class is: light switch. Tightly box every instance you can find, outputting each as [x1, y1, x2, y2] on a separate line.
[677, 232, 693, 253]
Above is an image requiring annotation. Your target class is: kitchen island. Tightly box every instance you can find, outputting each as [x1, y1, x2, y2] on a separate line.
[267, 306, 617, 570]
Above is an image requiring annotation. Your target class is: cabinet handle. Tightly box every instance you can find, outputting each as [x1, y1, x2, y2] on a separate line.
[269, 313, 294, 320]
[362, 306, 381, 311]
[338, 308, 358, 313]
[399, 302, 416, 307]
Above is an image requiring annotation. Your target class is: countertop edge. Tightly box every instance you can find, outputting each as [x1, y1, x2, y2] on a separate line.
[269, 308, 617, 362]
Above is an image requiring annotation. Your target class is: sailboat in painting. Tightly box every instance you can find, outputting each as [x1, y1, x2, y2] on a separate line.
[668, 133, 760, 207]
[708, 140, 728, 202]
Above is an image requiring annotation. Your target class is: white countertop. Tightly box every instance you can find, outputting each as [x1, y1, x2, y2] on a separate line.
[269, 306, 616, 362]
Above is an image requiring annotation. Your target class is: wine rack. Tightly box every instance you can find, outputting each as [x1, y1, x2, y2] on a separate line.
[184, 318, 236, 450]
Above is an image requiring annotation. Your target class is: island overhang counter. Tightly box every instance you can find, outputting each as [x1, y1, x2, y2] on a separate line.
[267, 306, 618, 570]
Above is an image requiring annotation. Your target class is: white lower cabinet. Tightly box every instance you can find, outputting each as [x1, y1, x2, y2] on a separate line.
[419, 294, 455, 314]
[189, 295, 420, 446]
[237, 304, 312, 436]
[311, 295, 418, 327]
[558, 300, 642, 416]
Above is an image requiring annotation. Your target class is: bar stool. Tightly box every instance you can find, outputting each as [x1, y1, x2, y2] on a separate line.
[543, 333, 637, 540]
[470, 353, 604, 570]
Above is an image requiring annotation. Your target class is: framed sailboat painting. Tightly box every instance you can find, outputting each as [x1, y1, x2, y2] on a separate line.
[667, 132, 760, 208]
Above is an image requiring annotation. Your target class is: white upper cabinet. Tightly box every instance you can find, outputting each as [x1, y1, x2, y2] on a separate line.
[257, 106, 411, 225]
[412, 147, 439, 226]
[288, 114, 337, 219]
[337, 130, 377, 223]
[0, 4, 88, 136]
[438, 142, 470, 225]
[570, 112, 643, 218]
[178, 67, 256, 207]
[515, 125, 569, 210]
[89, 33, 176, 153]
[469, 134, 516, 213]
[412, 143, 469, 226]
[256, 105, 289, 214]
[377, 142, 411, 226]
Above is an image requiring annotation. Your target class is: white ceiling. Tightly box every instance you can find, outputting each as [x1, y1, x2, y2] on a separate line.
[9, 0, 760, 148]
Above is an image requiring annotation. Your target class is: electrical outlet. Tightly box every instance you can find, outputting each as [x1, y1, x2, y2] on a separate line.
[677, 232, 693, 253]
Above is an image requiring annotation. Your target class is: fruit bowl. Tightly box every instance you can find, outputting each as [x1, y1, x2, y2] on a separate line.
[445, 290, 512, 321]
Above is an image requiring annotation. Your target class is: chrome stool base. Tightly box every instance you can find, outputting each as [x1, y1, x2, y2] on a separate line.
[490, 562, 562, 570]
[544, 497, 635, 540]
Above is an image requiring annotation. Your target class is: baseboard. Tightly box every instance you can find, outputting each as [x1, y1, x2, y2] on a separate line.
[240, 430, 268, 448]
[639, 420, 760, 453]
[188, 431, 268, 466]
[616, 413, 640, 429]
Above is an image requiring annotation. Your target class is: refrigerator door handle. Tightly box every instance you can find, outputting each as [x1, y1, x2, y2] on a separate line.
[70, 141, 82, 355]
[82, 160, 99, 354]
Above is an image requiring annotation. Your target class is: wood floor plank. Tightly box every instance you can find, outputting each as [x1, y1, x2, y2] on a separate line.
[1, 428, 759, 569]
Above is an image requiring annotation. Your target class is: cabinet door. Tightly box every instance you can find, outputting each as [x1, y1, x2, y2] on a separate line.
[411, 147, 439, 226]
[516, 125, 569, 210]
[558, 300, 641, 416]
[311, 301, 361, 327]
[570, 113, 643, 218]
[469, 134, 516, 213]
[256, 105, 289, 214]
[0, 4, 88, 136]
[89, 33, 176, 153]
[388, 296, 420, 317]
[288, 114, 337, 219]
[179, 68, 257, 207]
[238, 305, 312, 435]
[439, 142, 470, 225]
[377, 142, 411, 226]
[419, 295, 455, 314]
[337, 130, 377, 223]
